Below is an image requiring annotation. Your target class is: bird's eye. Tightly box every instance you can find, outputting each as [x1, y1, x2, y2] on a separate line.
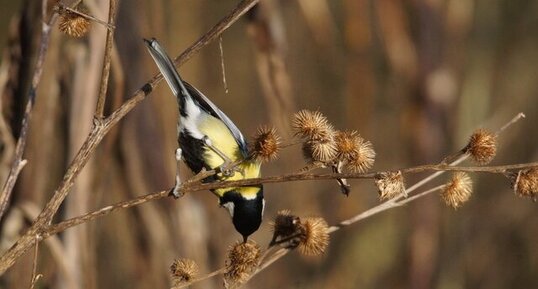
[221, 202, 235, 217]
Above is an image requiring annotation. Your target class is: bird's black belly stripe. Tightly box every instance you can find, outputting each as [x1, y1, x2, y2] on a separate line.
[178, 130, 218, 183]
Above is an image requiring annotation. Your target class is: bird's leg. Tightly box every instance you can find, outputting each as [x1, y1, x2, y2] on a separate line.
[170, 148, 184, 198]
[202, 136, 235, 177]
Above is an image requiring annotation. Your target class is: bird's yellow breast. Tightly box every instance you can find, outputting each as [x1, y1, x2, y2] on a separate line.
[198, 114, 261, 198]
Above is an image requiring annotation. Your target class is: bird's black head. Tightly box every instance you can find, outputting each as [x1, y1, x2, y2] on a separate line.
[220, 187, 264, 242]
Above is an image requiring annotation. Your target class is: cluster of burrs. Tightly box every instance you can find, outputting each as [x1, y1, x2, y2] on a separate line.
[291, 109, 376, 195]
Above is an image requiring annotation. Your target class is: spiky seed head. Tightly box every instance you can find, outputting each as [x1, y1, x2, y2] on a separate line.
[302, 139, 337, 163]
[58, 6, 91, 38]
[298, 217, 329, 256]
[335, 130, 361, 162]
[465, 129, 497, 164]
[170, 258, 198, 285]
[344, 138, 375, 173]
[250, 126, 281, 162]
[441, 172, 473, 209]
[292, 110, 335, 141]
[375, 171, 406, 200]
[271, 210, 301, 237]
[269, 210, 303, 247]
[224, 240, 261, 284]
[509, 168, 538, 200]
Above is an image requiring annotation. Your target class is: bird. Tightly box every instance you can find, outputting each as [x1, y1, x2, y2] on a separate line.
[144, 38, 264, 242]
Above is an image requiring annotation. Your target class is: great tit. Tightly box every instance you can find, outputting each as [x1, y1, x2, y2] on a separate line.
[144, 38, 264, 242]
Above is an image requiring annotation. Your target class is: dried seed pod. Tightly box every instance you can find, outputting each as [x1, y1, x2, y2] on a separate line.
[374, 171, 406, 200]
[302, 139, 337, 163]
[441, 172, 473, 209]
[292, 110, 335, 141]
[344, 138, 375, 173]
[250, 126, 281, 162]
[170, 258, 198, 285]
[334, 130, 360, 162]
[298, 217, 329, 256]
[224, 240, 261, 284]
[509, 168, 538, 200]
[464, 129, 497, 164]
[270, 210, 302, 247]
[58, 5, 91, 38]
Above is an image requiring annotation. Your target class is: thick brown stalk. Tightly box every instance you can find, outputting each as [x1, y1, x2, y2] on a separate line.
[0, 0, 57, 221]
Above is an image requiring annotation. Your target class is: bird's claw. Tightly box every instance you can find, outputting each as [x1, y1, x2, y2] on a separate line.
[169, 186, 184, 199]
[219, 161, 238, 177]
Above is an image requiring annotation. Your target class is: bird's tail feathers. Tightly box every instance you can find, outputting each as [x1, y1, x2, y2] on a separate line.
[144, 38, 191, 101]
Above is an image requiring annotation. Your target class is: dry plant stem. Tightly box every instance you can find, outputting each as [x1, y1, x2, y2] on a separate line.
[219, 36, 229, 94]
[0, 1, 260, 274]
[43, 190, 169, 238]
[395, 185, 446, 206]
[172, 268, 225, 289]
[399, 112, 525, 201]
[181, 162, 538, 193]
[0, 0, 58, 221]
[29, 235, 42, 289]
[498, 113, 525, 133]
[94, 0, 118, 118]
[402, 154, 467, 201]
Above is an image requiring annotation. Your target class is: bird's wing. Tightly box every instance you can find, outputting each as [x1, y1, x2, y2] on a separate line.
[183, 82, 249, 157]
[144, 38, 249, 157]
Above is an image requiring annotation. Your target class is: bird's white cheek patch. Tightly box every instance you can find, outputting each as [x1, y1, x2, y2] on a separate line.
[222, 202, 235, 218]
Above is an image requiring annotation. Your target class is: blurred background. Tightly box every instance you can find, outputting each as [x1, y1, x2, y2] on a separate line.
[0, 0, 537, 288]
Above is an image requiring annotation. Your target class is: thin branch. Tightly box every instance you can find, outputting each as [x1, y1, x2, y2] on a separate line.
[395, 184, 446, 207]
[29, 235, 42, 289]
[219, 36, 229, 94]
[0, 0, 58, 221]
[43, 190, 168, 238]
[498, 112, 525, 133]
[38, 161, 538, 242]
[94, 0, 118, 118]
[180, 162, 538, 193]
[329, 184, 446, 232]
[173, 268, 225, 289]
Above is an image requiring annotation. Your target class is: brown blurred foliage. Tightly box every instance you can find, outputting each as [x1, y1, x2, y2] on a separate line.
[0, 0, 537, 288]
